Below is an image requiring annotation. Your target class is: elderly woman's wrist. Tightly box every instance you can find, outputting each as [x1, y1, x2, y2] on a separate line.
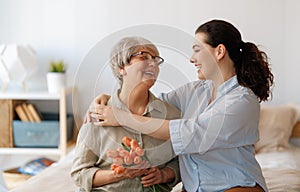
[161, 167, 175, 183]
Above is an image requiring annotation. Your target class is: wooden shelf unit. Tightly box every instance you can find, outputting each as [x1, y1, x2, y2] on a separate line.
[0, 87, 75, 159]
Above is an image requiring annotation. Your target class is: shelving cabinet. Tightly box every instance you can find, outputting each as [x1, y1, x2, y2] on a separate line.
[0, 87, 75, 159]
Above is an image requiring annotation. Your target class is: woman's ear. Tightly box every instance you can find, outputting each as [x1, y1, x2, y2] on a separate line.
[215, 44, 226, 61]
[118, 68, 127, 76]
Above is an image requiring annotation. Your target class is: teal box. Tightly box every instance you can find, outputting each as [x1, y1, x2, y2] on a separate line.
[13, 113, 74, 148]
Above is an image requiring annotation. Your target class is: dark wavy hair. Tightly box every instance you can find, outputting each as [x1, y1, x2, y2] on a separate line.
[195, 19, 274, 102]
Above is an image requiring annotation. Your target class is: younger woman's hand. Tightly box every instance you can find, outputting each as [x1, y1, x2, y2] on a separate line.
[83, 94, 111, 124]
[83, 104, 104, 124]
[91, 105, 122, 127]
[94, 94, 110, 106]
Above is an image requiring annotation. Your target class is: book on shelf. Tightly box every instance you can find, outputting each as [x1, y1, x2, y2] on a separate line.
[22, 103, 35, 122]
[15, 103, 42, 122]
[27, 104, 42, 122]
[15, 104, 29, 122]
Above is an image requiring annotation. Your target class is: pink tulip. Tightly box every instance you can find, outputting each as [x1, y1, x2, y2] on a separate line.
[129, 151, 136, 159]
[106, 149, 119, 158]
[134, 156, 142, 165]
[124, 155, 133, 165]
[135, 147, 145, 156]
[113, 157, 123, 165]
[118, 149, 130, 157]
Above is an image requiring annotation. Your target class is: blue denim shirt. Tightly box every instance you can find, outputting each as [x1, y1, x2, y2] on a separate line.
[160, 76, 267, 192]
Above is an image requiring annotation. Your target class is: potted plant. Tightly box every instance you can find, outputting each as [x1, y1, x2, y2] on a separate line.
[46, 60, 66, 93]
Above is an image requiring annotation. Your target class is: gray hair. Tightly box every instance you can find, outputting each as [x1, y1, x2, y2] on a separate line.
[109, 36, 159, 84]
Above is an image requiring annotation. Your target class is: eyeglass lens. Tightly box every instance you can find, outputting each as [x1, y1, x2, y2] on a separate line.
[131, 52, 163, 65]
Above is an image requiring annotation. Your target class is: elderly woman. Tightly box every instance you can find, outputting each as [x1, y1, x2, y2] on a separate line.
[71, 36, 181, 192]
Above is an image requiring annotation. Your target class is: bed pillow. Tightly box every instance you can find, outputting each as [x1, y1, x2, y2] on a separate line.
[255, 104, 299, 153]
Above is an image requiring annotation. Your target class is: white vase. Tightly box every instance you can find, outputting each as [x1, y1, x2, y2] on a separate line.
[47, 72, 65, 93]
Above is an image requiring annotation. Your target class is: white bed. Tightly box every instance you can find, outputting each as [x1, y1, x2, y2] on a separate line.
[10, 149, 77, 192]
[254, 104, 300, 192]
[256, 147, 300, 192]
[9, 148, 182, 192]
[9, 104, 300, 192]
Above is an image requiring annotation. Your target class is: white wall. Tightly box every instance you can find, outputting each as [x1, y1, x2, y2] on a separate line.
[1, 0, 300, 190]
[284, 0, 300, 103]
[0, 0, 299, 118]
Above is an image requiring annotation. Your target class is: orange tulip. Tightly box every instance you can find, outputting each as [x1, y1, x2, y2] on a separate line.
[122, 136, 132, 147]
[130, 139, 139, 150]
[110, 163, 119, 171]
[114, 166, 126, 175]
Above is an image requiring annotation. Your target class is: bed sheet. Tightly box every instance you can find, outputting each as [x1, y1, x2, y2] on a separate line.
[10, 150, 76, 192]
[13, 146, 300, 192]
[9, 149, 182, 192]
[255, 146, 300, 192]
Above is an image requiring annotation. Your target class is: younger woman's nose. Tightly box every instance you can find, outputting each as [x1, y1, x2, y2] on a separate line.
[190, 58, 196, 63]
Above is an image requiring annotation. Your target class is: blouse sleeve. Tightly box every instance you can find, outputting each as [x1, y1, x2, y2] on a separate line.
[169, 93, 260, 155]
[70, 123, 100, 191]
[159, 89, 182, 110]
[159, 80, 205, 111]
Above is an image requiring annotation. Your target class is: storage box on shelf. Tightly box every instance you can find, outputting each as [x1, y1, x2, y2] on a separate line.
[0, 87, 76, 159]
[13, 113, 74, 148]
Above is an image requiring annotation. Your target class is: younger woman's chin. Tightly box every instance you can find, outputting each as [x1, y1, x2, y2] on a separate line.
[197, 74, 206, 80]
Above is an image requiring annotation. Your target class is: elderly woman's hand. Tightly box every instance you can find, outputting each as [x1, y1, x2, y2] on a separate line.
[140, 167, 163, 187]
[141, 167, 175, 187]
[117, 168, 148, 179]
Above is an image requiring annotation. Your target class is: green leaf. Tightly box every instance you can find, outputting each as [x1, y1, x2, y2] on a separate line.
[121, 142, 131, 151]
[49, 60, 66, 73]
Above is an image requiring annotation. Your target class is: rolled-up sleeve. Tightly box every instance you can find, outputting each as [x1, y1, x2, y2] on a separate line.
[169, 94, 260, 155]
[169, 119, 185, 155]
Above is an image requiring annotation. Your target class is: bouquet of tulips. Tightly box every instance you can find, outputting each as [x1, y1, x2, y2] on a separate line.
[106, 136, 163, 192]
[106, 136, 147, 174]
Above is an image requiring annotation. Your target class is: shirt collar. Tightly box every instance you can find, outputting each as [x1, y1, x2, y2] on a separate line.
[109, 89, 129, 112]
[216, 75, 239, 98]
[146, 92, 166, 114]
[109, 89, 165, 115]
[108, 89, 164, 134]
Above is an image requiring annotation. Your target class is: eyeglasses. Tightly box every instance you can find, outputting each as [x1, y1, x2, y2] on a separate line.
[128, 51, 164, 65]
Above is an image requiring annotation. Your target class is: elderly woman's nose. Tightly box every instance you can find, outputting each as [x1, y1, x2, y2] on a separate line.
[148, 60, 158, 67]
